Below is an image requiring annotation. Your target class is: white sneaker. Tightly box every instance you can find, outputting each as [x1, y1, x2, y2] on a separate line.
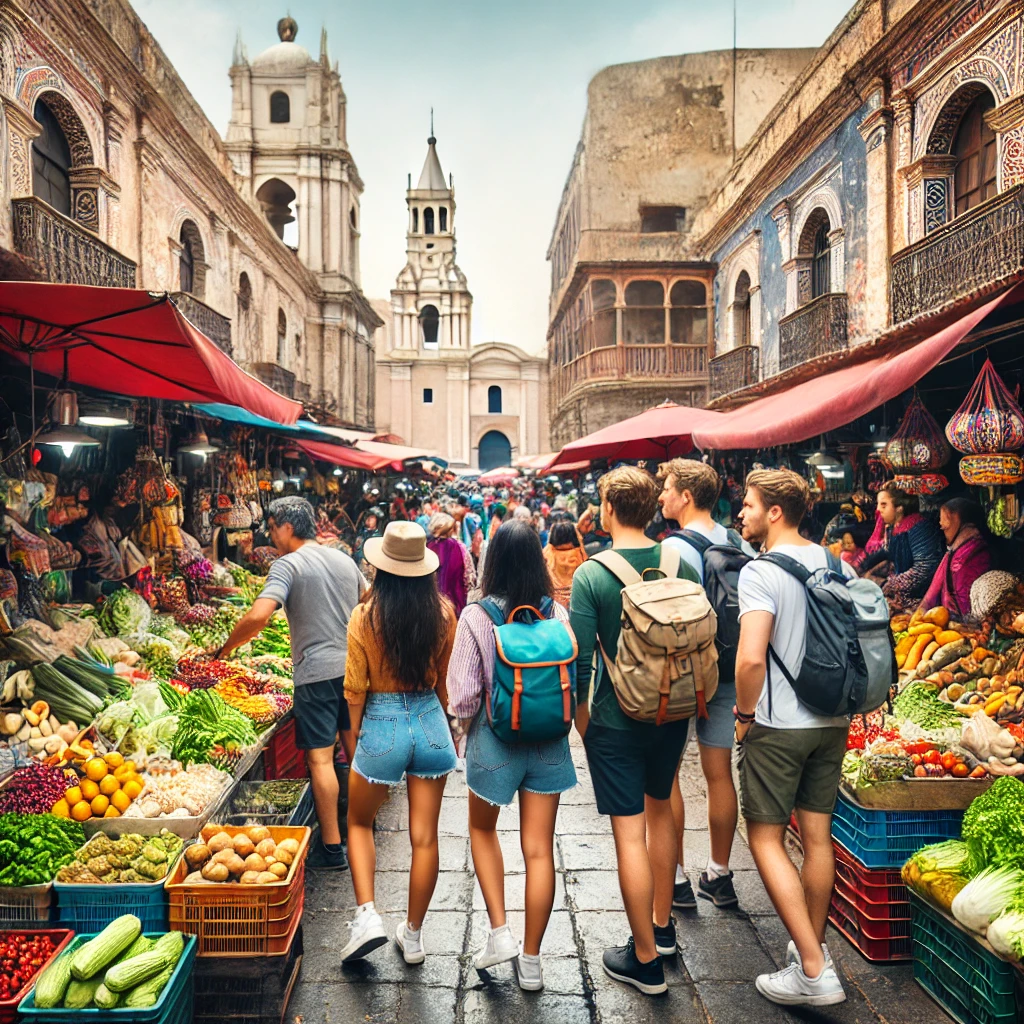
[515, 953, 544, 991]
[785, 940, 834, 971]
[474, 923, 520, 970]
[755, 962, 847, 1007]
[395, 921, 425, 965]
[340, 906, 388, 962]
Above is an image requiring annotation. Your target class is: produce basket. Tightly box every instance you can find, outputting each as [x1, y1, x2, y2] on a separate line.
[262, 718, 306, 780]
[165, 825, 309, 956]
[224, 781, 313, 828]
[0, 928, 74, 1024]
[840, 777, 992, 812]
[55, 878, 169, 932]
[0, 884, 55, 927]
[833, 840, 909, 906]
[18, 932, 198, 1024]
[829, 880, 912, 962]
[912, 894, 1023, 1024]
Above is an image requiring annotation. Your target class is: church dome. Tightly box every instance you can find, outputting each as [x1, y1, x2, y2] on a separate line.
[251, 17, 312, 73]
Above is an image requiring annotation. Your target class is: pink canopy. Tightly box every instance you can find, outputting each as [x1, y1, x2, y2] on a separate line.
[298, 439, 392, 471]
[478, 467, 520, 486]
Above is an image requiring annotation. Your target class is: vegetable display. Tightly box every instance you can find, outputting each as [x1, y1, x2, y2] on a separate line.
[0, 813, 85, 885]
[171, 690, 257, 769]
[181, 825, 300, 885]
[961, 776, 1024, 870]
[0, 764, 71, 815]
[0, 931, 60, 1004]
[55, 830, 183, 884]
[97, 590, 151, 638]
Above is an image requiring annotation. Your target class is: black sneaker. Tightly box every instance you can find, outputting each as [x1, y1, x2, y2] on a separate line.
[653, 918, 677, 957]
[602, 937, 668, 995]
[698, 870, 738, 908]
[320, 842, 349, 871]
[672, 877, 697, 910]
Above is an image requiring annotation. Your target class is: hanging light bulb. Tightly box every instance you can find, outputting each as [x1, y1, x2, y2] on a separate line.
[332, 467, 343, 476]
[178, 429, 220, 456]
[38, 391, 101, 457]
[78, 399, 131, 427]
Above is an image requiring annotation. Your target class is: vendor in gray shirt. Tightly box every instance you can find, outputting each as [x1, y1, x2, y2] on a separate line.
[219, 496, 365, 870]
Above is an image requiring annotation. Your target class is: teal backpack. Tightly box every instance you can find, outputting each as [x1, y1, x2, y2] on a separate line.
[479, 597, 578, 744]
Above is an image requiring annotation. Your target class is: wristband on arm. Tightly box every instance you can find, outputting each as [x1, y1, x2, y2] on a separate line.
[733, 706, 755, 724]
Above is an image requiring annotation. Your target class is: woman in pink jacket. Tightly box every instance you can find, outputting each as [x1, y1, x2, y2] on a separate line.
[920, 497, 992, 620]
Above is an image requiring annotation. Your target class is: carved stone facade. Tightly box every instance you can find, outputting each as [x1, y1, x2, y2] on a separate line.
[0, 2, 379, 430]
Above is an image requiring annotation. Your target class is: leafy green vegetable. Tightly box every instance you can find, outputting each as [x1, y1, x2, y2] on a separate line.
[962, 776, 1024, 870]
[893, 681, 964, 730]
[98, 588, 151, 637]
[988, 910, 1024, 961]
[0, 813, 86, 885]
[908, 840, 977, 877]
[951, 864, 1024, 934]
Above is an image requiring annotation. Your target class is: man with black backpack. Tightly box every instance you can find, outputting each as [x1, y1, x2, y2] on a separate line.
[734, 469, 851, 1007]
[658, 459, 754, 911]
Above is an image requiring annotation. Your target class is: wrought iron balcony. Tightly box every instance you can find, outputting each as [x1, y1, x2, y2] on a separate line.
[709, 344, 760, 399]
[891, 184, 1024, 323]
[170, 292, 232, 356]
[778, 293, 848, 372]
[10, 197, 135, 288]
[247, 362, 296, 398]
[294, 380, 312, 404]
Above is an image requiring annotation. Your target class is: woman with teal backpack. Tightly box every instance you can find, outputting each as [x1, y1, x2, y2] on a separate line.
[447, 520, 578, 991]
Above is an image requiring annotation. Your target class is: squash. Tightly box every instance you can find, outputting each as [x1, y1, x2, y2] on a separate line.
[103, 950, 166, 993]
[923, 607, 951, 628]
[905, 634, 932, 671]
[93, 982, 120, 1009]
[71, 914, 141, 980]
[117, 935, 155, 962]
[123, 964, 175, 1009]
[33, 949, 74, 1008]
[908, 623, 939, 636]
[63, 976, 103, 1009]
[934, 630, 963, 646]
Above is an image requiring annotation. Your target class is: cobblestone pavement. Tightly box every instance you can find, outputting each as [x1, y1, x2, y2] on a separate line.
[292, 738, 945, 1024]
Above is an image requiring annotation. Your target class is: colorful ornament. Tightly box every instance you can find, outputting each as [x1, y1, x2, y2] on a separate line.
[946, 358, 1024, 454]
[959, 453, 1024, 486]
[891, 473, 949, 495]
[883, 391, 950, 474]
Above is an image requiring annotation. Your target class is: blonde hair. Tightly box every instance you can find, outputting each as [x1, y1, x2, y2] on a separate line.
[428, 512, 456, 538]
[744, 468, 809, 526]
[598, 466, 659, 529]
[658, 459, 721, 511]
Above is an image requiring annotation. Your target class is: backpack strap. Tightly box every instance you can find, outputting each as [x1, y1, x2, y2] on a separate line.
[675, 529, 712, 555]
[476, 597, 507, 627]
[824, 549, 843, 575]
[657, 543, 681, 580]
[725, 529, 744, 550]
[759, 550, 812, 583]
[539, 595, 555, 619]
[592, 550, 643, 586]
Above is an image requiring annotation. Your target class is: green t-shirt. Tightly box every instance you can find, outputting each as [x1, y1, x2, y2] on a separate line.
[569, 543, 701, 731]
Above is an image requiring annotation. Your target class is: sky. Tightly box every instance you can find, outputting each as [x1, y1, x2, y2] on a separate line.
[131, 0, 854, 354]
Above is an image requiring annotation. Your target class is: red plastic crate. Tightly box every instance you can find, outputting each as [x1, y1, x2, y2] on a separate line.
[833, 841, 910, 907]
[264, 717, 308, 780]
[0, 928, 74, 1024]
[829, 884, 912, 962]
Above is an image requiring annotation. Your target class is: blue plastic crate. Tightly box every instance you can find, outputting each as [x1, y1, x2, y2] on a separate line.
[54, 879, 169, 933]
[18, 932, 197, 1023]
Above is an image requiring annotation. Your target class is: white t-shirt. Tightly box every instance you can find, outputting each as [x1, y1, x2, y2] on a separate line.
[663, 521, 756, 583]
[737, 543, 854, 730]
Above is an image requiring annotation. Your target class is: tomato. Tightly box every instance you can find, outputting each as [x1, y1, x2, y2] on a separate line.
[952, 763, 969, 777]
[970, 765, 988, 778]
[941, 752, 957, 771]
[906, 741, 935, 755]
[914, 765, 928, 777]
[924, 750, 942, 765]
[911, 753, 923, 766]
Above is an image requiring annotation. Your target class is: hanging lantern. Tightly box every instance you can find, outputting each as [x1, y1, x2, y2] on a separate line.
[882, 391, 950, 474]
[959, 453, 1024, 487]
[891, 473, 949, 496]
[946, 358, 1024, 454]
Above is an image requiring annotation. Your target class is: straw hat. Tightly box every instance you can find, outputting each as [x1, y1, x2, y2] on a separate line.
[363, 521, 439, 577]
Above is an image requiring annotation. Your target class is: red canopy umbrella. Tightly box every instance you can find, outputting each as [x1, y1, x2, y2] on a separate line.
[0, 282, 302, 424]
[478, 467, 520, 486]
[298, 439, 393, 472]
[545, 400, 728, 471]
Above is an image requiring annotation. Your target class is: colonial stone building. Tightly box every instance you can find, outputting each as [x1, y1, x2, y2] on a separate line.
[0, 2, 379, 429]
[374, 136, 549, 469]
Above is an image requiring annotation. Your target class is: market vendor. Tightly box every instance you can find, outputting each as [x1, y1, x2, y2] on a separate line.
[216, 496, 366, 871]
[919, 497, 992, 621]
[859, 483, 944, 610]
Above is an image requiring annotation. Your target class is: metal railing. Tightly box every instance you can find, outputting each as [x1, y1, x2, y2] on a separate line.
[246, 361, 296, 398]
[709, 344, 760, 399]
[170, 292, 232, 356]
[778, 292, 848, 372]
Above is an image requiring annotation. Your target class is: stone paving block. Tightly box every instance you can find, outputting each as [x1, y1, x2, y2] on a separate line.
[574, 910, 688, 988]
[373, 832, 470, 872]
[461, 988, 593, 1024]
[590, 972, 704, 1024]
[555, 803, 613, 835]
[728, 868, 776, 915]
[314, 868, 473, 913]
[438, 795, 470, 835]
[749, 913, 795, 969]
[695, 980, 880, 1024]
[473, 870, 567, 911]
[678, 828, 757, 870]
[374, 793, 409, 832]
[469, 908, 579, 956]
[563, 869, 626, 911]
[287, 979, 397, 1023]
[337, 949, 463, 987]
[558, 833, 619, 871]
[557, 777, 598, 805]
[674, 914, 777, 982]
[465, 954, 586, 995]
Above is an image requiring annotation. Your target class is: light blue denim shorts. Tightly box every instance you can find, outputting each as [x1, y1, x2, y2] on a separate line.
[352, 691, 457, 785]
[466, 713, 577, 806]
[695, 681, 737, 750]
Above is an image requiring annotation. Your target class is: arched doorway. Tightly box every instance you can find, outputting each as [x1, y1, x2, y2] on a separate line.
[478, 430, 511, 472]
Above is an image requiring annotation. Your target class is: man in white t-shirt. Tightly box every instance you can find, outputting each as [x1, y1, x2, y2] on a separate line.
[734, 469, 849, 1009]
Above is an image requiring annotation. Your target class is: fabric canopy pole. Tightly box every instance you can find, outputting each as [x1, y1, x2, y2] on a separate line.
[691, 283, 1024, 451]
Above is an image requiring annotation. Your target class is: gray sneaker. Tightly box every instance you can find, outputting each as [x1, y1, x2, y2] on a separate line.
[756, 962, 846, 1006]
[672, 878, 697, 910]
[698, 871, 738, 908]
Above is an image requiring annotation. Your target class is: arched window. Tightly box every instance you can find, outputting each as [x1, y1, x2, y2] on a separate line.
[439, 207, 448, 232]
[349, 206, 358, 231]
[669, 280, 707, 346]
[269, 91, 290, 123]
[623, 280, 665, 345]
[412, 208, 419, 233]
[178, 221, 203, 295]
[423, 207, 435, 235]
[479, 430, 511, 472]
[811, 218, 831, 298]
[953, 92, 997, 216]
[256, 178, 297, 243]
[31, 98, 72, 216]
[733, 271, 751, 349]
[277, 309, 287, 364]
[420, 304, 439, 348]
[488, 385, 502, 414]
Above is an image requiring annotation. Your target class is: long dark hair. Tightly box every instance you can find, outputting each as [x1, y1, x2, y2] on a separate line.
[481, 520, 553, 610]
[368, 569, 448, 690]
[548, 521, 581, 548]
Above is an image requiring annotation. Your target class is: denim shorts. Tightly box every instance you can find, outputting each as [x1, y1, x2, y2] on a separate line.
[351, 691, 457, 786]
[695, 681, 737, 750]
[466, 714, 577, 806]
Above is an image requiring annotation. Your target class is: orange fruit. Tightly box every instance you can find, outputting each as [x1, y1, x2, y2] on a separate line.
[111, 790, 131, 813]
[51, 799, 70, 818]
[84, 758, 108, 782]
[121, 780, 142, 801]
[71, 800, 92, 822]
[80, 779, 100, 801]
[122, 760, 137, 774]
[64, 786, 83, 806]
[113, 766, 129, 781]
[104, 752, 124, 768]
[127, 772, 144, 788]
[99, 775, 120, 797]
[103, 806, 120, 818]
[90, 794, 109, 816]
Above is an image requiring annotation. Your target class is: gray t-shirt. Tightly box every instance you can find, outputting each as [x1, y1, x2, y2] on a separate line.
[259, 544, 366, 686]
[663, 521, 756, 583]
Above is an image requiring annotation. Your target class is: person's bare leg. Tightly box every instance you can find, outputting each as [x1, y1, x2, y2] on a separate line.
[670, 771, 685, 870]
[699, 745, 738, 868]
[747, 820, 824, 977]
[468, 792, 505, 929]
[346, 771, 390, 906]
[795, 808, 836, 944]
[610, 813, 657, 963]
[644, 795, 677, 929]
[519, 790, 560, 956]
[307, 744, 342, 846]
[405, 774, 448, 931]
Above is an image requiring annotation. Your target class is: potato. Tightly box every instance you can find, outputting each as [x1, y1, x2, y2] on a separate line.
[256, 871, 279, 884]
[267, 861, 288, 878]
[276, 838, 300, 856]
[247, 826, 272, 844]
[222, 853, 247, 877]
[232, 834, 255, 857]
[201, 861, 229, 882]
[274, 848, 294, 866]
[184, 844, 210, 868]
[207, 832, 233, 854]
[183, 871, 207, 884]
[255, 838, 277, 859]
[244, 854, 267, 873]
[264, 855, 277, 866]
[212, 849, 239, 866]
[240, 870, 260, 885]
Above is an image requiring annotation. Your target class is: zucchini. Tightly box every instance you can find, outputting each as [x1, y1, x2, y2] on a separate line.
[33, 948, 74, 1008]
[120, 932, 184, 1008]
[71, 914, 141, 980]
[117, 935, 155, 962]
[103, 949, 166, 992]
[64, 976, 102, 1009]
[93, 981, 120, 1009]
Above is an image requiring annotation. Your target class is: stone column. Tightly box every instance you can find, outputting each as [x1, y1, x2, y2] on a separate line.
[446, 362, 469, 465]
[858, 98, 894, 334]
[390, 362, 413, 446]
[4, 98, 40, 201]
[891, 93, 913, 253]
[986, 93, 1024, 190]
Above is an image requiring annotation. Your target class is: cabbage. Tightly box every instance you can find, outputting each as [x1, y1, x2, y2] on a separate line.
[908, 840, 976, 877]
[962, 776, 1024, 869]
[99, 588, 151, 637]
[988, 911, 1024, 961]
[951, 865, 1024, 934]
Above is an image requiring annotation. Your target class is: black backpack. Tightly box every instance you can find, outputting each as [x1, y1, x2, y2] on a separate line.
[672, 529, 750, 684]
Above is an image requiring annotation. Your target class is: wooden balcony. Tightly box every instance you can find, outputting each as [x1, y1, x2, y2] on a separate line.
[709, 345, 759, 399]
[247, 361, 296, 399]
[891, 184, 1024, 324]
[170, 292, 232, 356]
[552, 343, 707, 407]
[10, 197, 135, 288]
[778, 292, 847, 372]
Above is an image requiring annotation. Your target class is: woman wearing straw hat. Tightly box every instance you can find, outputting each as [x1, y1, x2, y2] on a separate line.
[340, 521, 459, 964]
